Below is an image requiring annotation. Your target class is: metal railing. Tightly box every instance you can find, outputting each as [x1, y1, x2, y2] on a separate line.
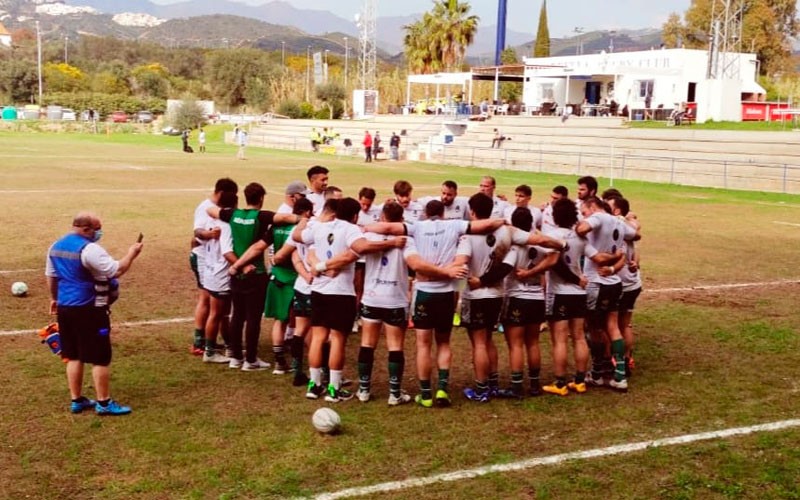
[431, 143, 800, 194]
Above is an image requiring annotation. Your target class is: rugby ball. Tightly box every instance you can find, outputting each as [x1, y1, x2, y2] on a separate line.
[11, 281, 28, 297]
[312, 407, 341, 434]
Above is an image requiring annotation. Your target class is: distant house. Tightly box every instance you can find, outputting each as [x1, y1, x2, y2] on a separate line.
[0, 23, 11, 48]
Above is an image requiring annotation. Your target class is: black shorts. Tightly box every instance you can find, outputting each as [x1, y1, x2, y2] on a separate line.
[311, 292, 357, 333]
[412, 290, 455, 333]
[189, 252, 202, 288]
[586, 282, 623, 314]
[461, 297, 503, 331]
[208, 289, 231, 300]
[619, 287, 642, 313]
[58, 305, 112, 366]
[547, 294, 587, 321]
[292, 291, 313, 318]
[360, 304, 408, 328]
[502, 297, 546, 326]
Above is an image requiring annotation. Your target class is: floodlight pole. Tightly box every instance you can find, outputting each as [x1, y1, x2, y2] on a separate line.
[306, 46, 311, 102]
[36, 21, 42, 107]
[344, 37, 349, 89]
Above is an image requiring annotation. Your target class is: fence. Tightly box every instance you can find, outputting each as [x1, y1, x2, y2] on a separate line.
[429, 143, 800, 195]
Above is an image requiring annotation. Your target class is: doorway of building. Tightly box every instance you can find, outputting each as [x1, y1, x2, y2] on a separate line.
[585, 82, 602, 104]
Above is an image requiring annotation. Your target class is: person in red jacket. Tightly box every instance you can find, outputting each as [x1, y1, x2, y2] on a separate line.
[363, 130, 373, 163]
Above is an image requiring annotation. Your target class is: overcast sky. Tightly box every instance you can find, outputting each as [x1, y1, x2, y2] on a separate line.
[150, 0, 696, 36]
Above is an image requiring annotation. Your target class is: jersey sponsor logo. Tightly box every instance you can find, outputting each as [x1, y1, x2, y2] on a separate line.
[380, 256, 389, 266]
[486, 234, 496, 247]
[232, 217, 256, 225]
[528, 248, 538, 260]
[327, 233, 334, 245]
[613, 228, 620, 241]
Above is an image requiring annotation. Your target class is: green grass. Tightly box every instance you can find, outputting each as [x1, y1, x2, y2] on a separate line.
[628, 119, 800, 131]
[1, 130, 800, 499]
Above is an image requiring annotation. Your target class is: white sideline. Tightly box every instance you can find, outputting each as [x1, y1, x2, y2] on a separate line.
[1, 279, 798, 338]
[0, 269, 38, 275]
[311, 419, 800, 500]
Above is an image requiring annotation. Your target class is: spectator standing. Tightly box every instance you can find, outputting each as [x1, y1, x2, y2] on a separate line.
[373, 131, 382, 160]
[363, 130, 373, 163]
[237, 130, 248, 160]
[198, 128, 206, 153]
[389, 132, 400, 161]
[46, 212, 143, 415]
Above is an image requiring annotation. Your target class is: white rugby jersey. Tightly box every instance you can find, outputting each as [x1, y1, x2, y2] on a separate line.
[201, 220, 233, 293]
[401, 200, 425, 223]
[541, 203, 557, 235]
[490, 196, 510, 219]
[306, 191, 326, 217]
[583, 212, 635, 285]
[618, 237, 642, 292]
[300, 219, 364, 296]
[418, 195, 470, 220]
[192, 198, 216, 258]
[503, 244, 554, 300]
[361, 232, 409, 309]
[357, 205, 383, 226]
[545, 226, 597, 296]
[284, 229, 313, 295]
[404, 219, 470, 293]
[504, 204, 543, 230]
[457, 226, 515, 300]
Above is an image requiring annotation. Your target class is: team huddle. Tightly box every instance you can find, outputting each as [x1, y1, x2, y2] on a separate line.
[190, 167, 642, 407]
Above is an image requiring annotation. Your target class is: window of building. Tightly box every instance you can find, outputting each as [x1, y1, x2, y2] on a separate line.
[638, 80, 654, 98]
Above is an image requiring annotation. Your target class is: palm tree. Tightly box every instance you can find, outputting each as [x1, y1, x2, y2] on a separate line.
[430, 0, 479, 72]
[403, 0, 479, 74]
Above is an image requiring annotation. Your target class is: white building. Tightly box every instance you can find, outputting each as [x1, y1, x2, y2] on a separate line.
[0, 23, 12, 48]
[522, 48, 765, 122]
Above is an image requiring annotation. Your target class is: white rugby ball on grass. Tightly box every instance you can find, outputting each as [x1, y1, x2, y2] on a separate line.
[11, 281, 28, 297]
[312, 407, 341, 434]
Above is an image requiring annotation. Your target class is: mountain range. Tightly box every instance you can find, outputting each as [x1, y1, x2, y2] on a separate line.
[0, 0, 665, 58]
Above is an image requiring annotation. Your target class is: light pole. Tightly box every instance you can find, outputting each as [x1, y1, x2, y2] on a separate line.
[36, 21, 42, 107]
[324, 49, 329, 83]
[281, 41, 285, 67]
[574, 27, 584, 55]
[306, 46, 311, 102]
[344, 37, 349, 89]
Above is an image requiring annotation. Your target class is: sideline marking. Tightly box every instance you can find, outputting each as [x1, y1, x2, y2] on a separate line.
[0, 269, 38, 275]
[772, 221, 800, 228]
[312, 419, 800, 499]
[1, 280, 797, 337]
[0, 188, 208, 194]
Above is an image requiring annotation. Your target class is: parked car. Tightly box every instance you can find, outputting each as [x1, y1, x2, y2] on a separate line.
[136, 110, 154, 123]
[110, 110, 128, 123]
[162, 126, 182, 136]
[62, 108, 77, 121]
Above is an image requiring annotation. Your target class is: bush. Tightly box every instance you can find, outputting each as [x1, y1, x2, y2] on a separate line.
[42, 92, 166, 119]
[277, 100, 301, 119]
[299, 102, 315, 119]
[168, 99, 206, 130]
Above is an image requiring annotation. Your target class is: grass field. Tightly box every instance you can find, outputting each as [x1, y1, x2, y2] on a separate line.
[1, 129, 799, 499]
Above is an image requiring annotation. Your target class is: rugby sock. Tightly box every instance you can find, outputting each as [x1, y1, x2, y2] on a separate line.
[511, 371, 524, 395]
[612, 339, 626, 381]
[205, 338, 216, 356]
[321, 342, 331, 370]
[310, 367, 322, 386]
[420, 380, 432, 400]
[589, 342, 605, 378]
[97, 399, 110, 408]
[575, 371, 586, 384]
[290, 336, 305, 371]
[488, 372, 500, 390]
[528, 368, 541, 388]
[388, 351, 404, 397]
[437, 369, 450, 392]
[555, 376, 567, 389]
[476, 380, 489, 395]
[72, 396, 90, 404]
[358, 347, 375, 392]
[330, 370, 343, 390]
[193, 328, 204, 348]
[272, 345, 286, 367]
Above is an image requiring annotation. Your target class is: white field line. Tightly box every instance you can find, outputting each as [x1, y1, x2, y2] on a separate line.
[0, 268, 38, 275]
[311, 419, 800, 500]
[0, 188, 208, 194]
[772, 221, 800, 228]
[1, 279, 797, 338]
